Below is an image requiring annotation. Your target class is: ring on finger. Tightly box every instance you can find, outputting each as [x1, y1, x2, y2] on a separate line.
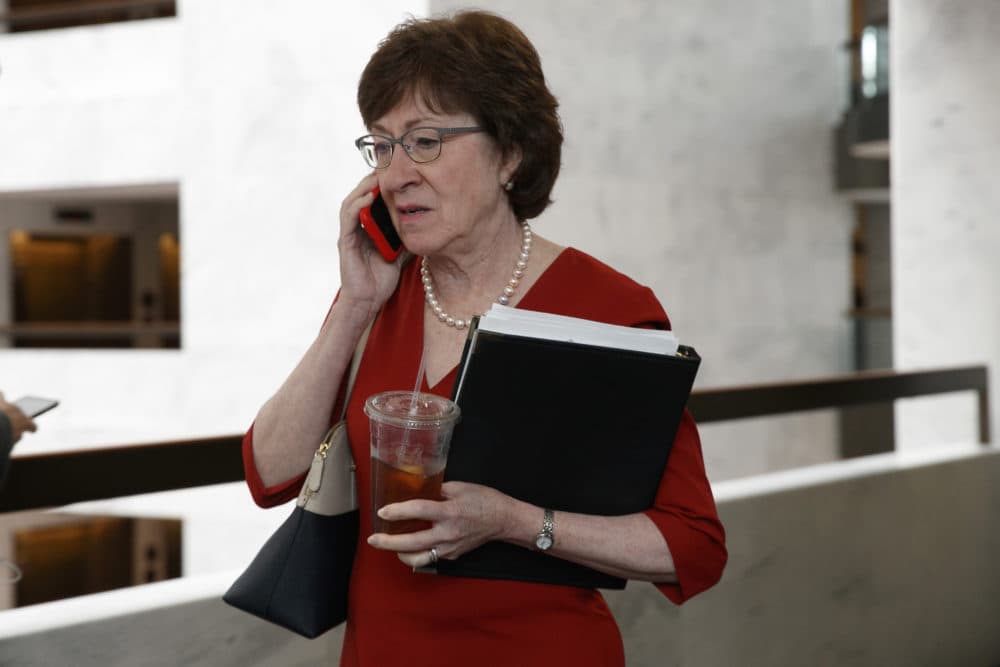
[428, 547, 439, 564]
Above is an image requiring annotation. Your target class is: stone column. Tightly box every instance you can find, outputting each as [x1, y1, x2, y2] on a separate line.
[891, 0, 1000, 447]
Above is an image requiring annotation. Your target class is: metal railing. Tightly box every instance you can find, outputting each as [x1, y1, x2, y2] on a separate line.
[0, 365, 989, 513]
[0, 0, 175, 32]
[688, 365, 989, 441]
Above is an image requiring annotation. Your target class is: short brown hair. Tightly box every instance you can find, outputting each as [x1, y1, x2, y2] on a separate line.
[358, 11, 562, 221]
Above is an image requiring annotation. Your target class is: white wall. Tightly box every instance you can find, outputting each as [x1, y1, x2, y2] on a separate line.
[0, 1, 423, 454]
[431, 0, 854, 478]
[891, 0, 1000, 449]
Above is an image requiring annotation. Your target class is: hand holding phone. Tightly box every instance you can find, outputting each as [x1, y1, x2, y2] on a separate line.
[359, 187, 403, 262]
[1, 394, 46, 444]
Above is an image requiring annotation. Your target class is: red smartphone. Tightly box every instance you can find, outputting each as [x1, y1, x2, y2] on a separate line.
[359, 187, 403, 262]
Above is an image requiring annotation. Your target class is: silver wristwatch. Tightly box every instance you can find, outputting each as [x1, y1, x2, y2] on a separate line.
[534, 508, 554, 551]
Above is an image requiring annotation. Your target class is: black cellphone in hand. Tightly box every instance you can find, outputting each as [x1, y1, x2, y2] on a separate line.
[359, 187, 403, 262]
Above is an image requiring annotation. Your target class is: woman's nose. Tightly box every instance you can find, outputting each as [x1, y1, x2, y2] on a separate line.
[379, 145, 421, 193]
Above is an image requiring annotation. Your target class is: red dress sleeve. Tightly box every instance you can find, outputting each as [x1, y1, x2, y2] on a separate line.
[642, 410, 727, 603]
[241, 365, 353, 508]
[241, 423, 308, 507]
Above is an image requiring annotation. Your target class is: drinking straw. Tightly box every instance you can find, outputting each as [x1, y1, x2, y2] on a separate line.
[397, 344, 428, 460]
[410, 343, 427, 413]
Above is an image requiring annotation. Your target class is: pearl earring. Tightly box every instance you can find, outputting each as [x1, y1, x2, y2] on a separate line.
[503, 180, 514, 192]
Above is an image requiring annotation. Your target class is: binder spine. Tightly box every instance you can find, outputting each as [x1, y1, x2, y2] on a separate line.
[452, 316, 482, 401]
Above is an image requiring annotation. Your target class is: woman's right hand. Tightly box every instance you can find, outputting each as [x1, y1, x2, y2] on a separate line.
[337, 173, 406, 315]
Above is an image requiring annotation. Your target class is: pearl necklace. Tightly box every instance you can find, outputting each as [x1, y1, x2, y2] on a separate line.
[421, 222, 532, 329]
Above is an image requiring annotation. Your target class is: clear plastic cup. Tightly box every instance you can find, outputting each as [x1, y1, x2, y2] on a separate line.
[365, 391, 460, 534]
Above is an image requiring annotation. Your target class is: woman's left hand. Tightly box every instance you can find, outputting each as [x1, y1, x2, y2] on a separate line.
[366, 481, 514, 568]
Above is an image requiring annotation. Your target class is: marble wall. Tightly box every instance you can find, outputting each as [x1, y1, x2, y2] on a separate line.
[890, 0, 1000, 449]
[429, 0, 855, 479]
[606, 444, 1000, 665]
[0, 572, 344, 665]
[4, 445, 996, 666]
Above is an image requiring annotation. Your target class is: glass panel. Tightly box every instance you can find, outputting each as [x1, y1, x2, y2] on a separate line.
[860, 24, 890, 98]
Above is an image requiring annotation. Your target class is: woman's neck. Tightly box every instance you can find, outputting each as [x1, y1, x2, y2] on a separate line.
[424, 218, 527, 319]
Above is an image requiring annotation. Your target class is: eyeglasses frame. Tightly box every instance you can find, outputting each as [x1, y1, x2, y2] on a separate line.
[354, 126, 484, 169]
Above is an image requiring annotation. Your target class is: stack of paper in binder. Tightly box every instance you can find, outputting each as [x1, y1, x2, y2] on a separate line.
[431, 304, 701, 589]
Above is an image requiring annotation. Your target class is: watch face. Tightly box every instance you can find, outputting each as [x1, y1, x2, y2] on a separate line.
[535, 534, 553, 551]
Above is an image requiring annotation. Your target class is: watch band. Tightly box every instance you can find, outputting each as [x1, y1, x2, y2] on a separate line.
[542, 508, 554, 535]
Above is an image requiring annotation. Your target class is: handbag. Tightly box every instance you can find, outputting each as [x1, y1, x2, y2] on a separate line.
[223, 323, 372, 638]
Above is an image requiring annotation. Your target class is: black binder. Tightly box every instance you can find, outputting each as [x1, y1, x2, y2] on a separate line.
[431, 316, 700, 589]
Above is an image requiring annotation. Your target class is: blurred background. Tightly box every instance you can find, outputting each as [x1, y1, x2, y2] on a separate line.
[0, 1, 997, 665]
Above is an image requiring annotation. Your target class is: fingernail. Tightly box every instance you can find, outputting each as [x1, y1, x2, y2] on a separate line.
[366, 535, 376, 545]
[377, 507, 388, 518]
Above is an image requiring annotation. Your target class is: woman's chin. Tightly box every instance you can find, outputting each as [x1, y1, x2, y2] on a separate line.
[398, 234, 441, 259]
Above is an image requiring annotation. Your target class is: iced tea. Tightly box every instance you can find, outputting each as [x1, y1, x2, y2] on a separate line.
[365, 390, 460, 536]
[370, 457, 445, 534]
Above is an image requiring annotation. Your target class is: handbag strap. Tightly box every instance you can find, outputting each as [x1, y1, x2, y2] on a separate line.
[337, 316, 375, 422]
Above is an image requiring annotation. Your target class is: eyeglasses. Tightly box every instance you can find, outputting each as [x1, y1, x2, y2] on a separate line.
[354, 126, 484, 169]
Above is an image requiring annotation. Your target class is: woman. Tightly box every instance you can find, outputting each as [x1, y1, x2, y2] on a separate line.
[243, 11, 726, 666]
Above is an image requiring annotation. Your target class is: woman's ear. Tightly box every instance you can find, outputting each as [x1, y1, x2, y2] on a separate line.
[500, 144, 523, 186]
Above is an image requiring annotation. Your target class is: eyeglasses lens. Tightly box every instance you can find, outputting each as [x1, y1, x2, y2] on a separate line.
[402, 129, 442, 164]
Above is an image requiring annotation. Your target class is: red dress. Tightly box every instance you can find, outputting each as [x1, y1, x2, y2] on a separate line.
[243, 248, 727, 666]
